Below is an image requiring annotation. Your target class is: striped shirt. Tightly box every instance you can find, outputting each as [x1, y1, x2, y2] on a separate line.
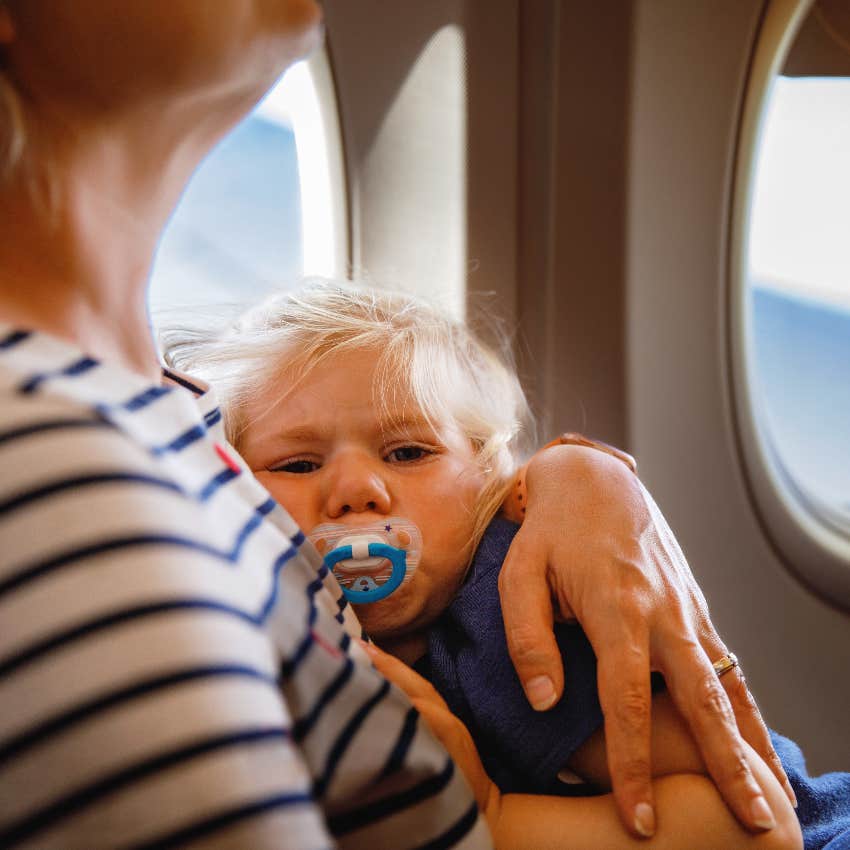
[0, 327, 491, 850]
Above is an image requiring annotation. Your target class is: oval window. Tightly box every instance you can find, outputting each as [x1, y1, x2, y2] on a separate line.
[749, 74, 850, 530]
[148, 52, 346, 322]
[732, 0, 850, 609]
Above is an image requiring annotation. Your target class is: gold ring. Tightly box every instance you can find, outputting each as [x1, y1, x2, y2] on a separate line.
[713, 652, 739, 678]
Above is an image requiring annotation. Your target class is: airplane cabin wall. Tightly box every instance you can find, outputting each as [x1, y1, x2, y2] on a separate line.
[322, 0, 850, 773]
[627, 0, 849, 773]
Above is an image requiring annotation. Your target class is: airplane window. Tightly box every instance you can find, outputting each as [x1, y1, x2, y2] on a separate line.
[148, 53, 345, 323]
[747, 75, 850, 536]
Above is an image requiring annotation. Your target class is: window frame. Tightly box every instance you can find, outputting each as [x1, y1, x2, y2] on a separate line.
[295, 47, 349, 279]
[729, 0, 850, 610]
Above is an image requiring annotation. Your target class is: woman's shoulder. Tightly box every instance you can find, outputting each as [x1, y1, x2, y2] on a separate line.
[0, 326, 228, 490]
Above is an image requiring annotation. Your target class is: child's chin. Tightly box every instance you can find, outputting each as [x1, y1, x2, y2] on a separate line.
[353, 596, 416, 639]
[353, 606, 409, 638]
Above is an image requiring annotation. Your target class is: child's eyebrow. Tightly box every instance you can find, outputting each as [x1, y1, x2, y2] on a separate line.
[380, 415, 438, 438]
[273, 425, 328, 442]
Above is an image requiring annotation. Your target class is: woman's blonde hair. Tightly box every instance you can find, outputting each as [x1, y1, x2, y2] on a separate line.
[163, 280, 534, 549]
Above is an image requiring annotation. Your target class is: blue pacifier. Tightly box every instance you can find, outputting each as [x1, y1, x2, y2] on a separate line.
[309, 518, 423, 605]
[323, 540, 407, 603]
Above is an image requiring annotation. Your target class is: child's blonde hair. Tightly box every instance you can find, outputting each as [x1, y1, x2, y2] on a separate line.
[163, 280, 534, 548]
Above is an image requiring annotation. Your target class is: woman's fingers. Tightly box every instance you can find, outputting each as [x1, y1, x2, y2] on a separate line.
[595, 635, 657, 838]
[661, 640, 780, 833]
[723, 668, 797, 806]
[359, 640, 446, 706]
[498, 526, 565, 711]
[695, 633, 798, 808]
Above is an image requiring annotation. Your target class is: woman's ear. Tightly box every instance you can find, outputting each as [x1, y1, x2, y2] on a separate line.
[0, 5, 15, 45]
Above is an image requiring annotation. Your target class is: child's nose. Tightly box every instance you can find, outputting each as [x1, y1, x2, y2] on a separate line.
[324, 452, 391, 518]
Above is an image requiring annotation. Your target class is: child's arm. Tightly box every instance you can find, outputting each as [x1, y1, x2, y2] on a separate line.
[491, 748, 797, 850]
[364, 644, 801, 850]
[492, 691, 801, 850]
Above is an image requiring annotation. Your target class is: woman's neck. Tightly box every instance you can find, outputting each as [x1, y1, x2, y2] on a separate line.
[0, 184, 160, 379]
[0, 97, 247, 381]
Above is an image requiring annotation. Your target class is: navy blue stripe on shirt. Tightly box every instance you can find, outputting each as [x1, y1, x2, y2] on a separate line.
[161, 368, 206, 396]
[204, 407, 222, 428]
[281, 597, 323, 679]
[0, 535, 235, 601]
[339, 631, 352, 654]
[293, 657, 355, 742]
[196, 467, 240, 502]
[19, 356, 99, 395]
[124, 792, 319, 850]
[379, 707, 421, 780]
[312, 678, 392, 799]
[150, 423, 207, 456]
[119, 385, 172, 412]
[0, 330, 32, 350]
[414, 802, 479, 850]
[0, 418, 114, 448]
[277, 543, 341, 667]
[276, 552, 335, 679]
[229, 498, 277, 558]
[0, 497, 282, 600]
[327, 757, 455, 836]
[257, 539, 306, 624]
[0, 472, 185, 520]
[0, 728, 290, 847]
[279, 630, 316, 680]
[0, 665, 278, 767]
[0, 599, 264, 679]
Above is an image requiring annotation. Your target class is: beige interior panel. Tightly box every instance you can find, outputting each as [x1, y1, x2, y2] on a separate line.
[321, 0, 850, 773]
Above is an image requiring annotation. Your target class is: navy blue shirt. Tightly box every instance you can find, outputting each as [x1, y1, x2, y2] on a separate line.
[415, 518, 850, 847]
[416, 518, 604, 795]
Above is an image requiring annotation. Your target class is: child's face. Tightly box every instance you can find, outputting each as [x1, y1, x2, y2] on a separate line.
[239, 348, 486, 642]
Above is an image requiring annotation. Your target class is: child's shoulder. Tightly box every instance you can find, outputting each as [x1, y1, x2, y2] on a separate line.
[462, 516, 521, 589]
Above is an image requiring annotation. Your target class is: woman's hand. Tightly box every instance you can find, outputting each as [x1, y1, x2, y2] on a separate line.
[359, 642, 502, 830]
[498, 445, 794, 839]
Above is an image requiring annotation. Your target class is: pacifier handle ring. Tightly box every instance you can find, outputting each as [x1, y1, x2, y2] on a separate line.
[324, 542, 408, 604]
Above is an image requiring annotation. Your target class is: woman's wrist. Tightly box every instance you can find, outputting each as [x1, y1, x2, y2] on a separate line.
[502, 434, 637, 524]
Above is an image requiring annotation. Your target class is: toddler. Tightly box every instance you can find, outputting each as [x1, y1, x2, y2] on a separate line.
[165, 281, 801, 849]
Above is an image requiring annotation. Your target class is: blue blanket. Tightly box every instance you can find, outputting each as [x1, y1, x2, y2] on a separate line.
[772, 731, 850, 849]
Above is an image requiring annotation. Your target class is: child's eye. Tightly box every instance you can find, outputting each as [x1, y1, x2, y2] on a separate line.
[386, 445, 434, 463]
[268, 458, 320, 474]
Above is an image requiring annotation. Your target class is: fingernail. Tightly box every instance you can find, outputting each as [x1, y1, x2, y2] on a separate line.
[525, 675, 556, 710]
[750, 796, 776, 830]
[784, 779, 798, 809]
[634, 802, 655, 837]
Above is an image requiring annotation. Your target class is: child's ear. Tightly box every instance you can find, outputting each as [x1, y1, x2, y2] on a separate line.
[396, 530, 411, 546]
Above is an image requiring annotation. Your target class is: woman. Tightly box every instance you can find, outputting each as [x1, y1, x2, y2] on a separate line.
[0, 2, 790, 847]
